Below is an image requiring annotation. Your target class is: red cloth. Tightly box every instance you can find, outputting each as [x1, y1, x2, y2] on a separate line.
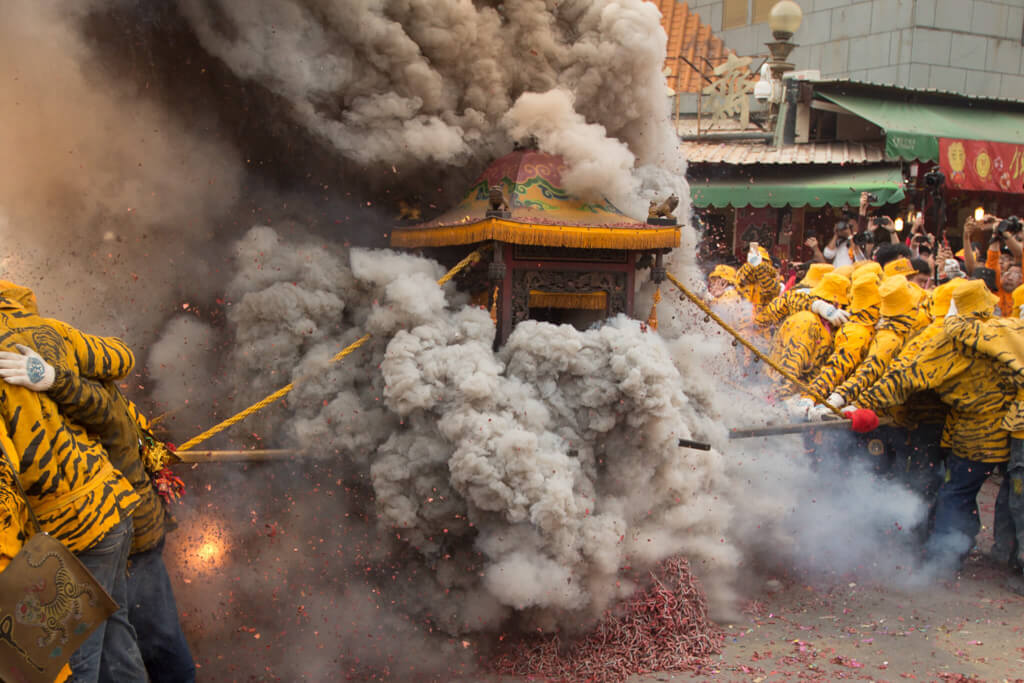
[849, 409, 879, 433]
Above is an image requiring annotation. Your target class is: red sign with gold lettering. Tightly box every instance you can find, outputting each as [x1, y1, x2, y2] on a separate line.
[940, 138, 1024, 193]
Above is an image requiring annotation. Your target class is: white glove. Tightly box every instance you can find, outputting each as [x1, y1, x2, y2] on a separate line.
[747, 246, 762, 266]
[945, 298, 958, 318]
[786, 397, 816, 420]
[0, 344, 56, 392]
[810, 299, 851, 326]
[825, 392, 846, 409]
[807, 403, 833, 420]
[840, 404, 858, 418]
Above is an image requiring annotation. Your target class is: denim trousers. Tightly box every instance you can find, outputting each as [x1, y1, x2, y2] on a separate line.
[925, 454, 1000, 570]
[993, 438, 1024, 568]
[69, 517, 149, 682]
[127, 538, 196, 683]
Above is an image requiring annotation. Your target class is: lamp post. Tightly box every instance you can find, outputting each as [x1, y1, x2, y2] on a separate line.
[766, 1, 803, 82]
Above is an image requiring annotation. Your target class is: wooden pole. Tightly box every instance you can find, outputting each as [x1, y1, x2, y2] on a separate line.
[729, 417, 891, 439]
[173, 449, 304, 463]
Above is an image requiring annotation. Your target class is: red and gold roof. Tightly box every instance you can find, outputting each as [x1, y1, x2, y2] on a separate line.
[390, 150, 679, 251]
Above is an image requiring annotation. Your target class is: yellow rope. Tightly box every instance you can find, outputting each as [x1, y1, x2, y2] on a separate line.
[177, 248, 486, 452]
[665, 273, 844, 417]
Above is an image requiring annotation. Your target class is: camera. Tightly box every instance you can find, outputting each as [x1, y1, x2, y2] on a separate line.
[995, 215, 1022, 238]
[923, 169, 946, 189]
[852, 230, 874, 247]
[871, 216, 892, 227]
[864, 192, 879, 203]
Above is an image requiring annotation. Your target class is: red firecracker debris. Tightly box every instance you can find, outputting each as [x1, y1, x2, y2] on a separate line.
[491, 556, 722, 682]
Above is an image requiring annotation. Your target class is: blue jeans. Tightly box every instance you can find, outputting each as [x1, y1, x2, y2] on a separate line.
[925, 454, 1000, 571]
[127, 539, 195, 683]
[69, 517, 148, 683]
[993, 438, 1024, 568]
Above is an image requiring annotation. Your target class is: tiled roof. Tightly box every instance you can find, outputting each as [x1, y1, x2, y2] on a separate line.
[657, 1, 733, 94]
[682, 139, 887, 165]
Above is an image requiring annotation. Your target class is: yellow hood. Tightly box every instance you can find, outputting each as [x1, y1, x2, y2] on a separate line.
[0, 280, 38, 314]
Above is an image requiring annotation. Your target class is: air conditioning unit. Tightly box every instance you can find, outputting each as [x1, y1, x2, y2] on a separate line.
[783, 70, 821, 81]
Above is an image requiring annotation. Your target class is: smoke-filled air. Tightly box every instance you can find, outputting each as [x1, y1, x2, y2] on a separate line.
[0, 0, 928, 679]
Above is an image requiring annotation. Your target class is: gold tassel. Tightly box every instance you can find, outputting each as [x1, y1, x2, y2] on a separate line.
[391, 219, 680, 250]
[490, 285, 499, 323]
[646, 287, 661, 331]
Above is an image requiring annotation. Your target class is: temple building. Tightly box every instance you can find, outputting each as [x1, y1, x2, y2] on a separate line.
[390, 150, 680, 344]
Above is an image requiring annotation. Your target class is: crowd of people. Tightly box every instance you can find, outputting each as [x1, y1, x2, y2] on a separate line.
[704, 193, 1024, 594]
[0, 281, 194, 682]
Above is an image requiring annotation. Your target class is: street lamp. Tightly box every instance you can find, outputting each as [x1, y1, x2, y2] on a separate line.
[766, 1, 803, 81]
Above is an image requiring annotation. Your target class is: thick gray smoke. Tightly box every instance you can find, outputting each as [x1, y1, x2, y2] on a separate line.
[176, 0, 686, 215]
[187, 225, 928, 647]
[0, 0, 243, 340]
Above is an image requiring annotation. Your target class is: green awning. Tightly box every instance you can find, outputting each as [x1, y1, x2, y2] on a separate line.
[817, 91, 1024, 162]
[689, 165, 905, 209]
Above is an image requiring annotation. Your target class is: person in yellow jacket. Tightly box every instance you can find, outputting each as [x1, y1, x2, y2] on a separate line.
[767, 274, 850, 391]
[811, 275, 922, 416]
[0, 281, 148, 682]
[735, 243, 781, 312]
[756, 271, 850, 330]
[849, 279, 961, 503]
[798, 273, 880, 407]
[0, 282, 194, 682]
[707, 264, 743, 304]
[941, 290, 1024, 592]
[846, 280, 1013, 570]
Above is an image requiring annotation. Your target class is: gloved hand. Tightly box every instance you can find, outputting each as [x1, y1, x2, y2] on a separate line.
[747, 245, 762, 266]
[786, 396, 816, 420]
[840, 404, 858, 418]
[825, 392, 846, 409]
[946, 297, 958, 318]
[810, 299, 851, 326]
[808, 403, 834, 420]
[0, 344, 56, 391]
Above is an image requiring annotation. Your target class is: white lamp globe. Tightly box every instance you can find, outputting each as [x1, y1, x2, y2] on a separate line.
[769, 1, 803, 37]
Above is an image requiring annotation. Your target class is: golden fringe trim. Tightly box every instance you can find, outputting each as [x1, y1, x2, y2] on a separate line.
[646, 287, 661, 331]
[529, 290, 607, 310]
[391, 219, 680, 250]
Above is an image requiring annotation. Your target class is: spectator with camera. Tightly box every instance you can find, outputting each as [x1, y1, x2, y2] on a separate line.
[963, 213, 1023, 315]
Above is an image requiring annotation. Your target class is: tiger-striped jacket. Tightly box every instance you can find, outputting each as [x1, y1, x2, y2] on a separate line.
[833, 312, 917, 405]
[0, 290, 139, 554]
[769, 310, 833, 389]
[859, 318, 949, 429]
[803, 306, 878, 402]
[754, 289, 813, 329]
[0, 424, 29, 572]
[856, 318, 1015, 462]
[736, 260, 781, 309]
[944, 316, 1024, 438]
[46, 373, 168, 554]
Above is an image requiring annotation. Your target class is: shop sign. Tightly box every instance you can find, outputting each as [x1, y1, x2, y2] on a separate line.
[939, 137, 1024, 193]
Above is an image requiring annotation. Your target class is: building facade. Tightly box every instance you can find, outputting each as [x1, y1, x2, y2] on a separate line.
[685, 0, 1024, 99]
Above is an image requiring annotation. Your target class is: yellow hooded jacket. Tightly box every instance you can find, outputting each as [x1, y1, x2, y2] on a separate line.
[833, 311, 917, 405]
[736, 257, 781, 310]
[943, 315, 1024, 439]
[46, 372, 169, 554]
[803, 306, 878, 402]
[0, 285, 139, 554]
[769, 309, 834, 387]
[754, 289, 813, 329]
[856, 317, 1014, 462]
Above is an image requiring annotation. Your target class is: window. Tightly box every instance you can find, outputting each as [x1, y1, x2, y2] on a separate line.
[753, 0, 776, 23]
[723, 0, 748, 29]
